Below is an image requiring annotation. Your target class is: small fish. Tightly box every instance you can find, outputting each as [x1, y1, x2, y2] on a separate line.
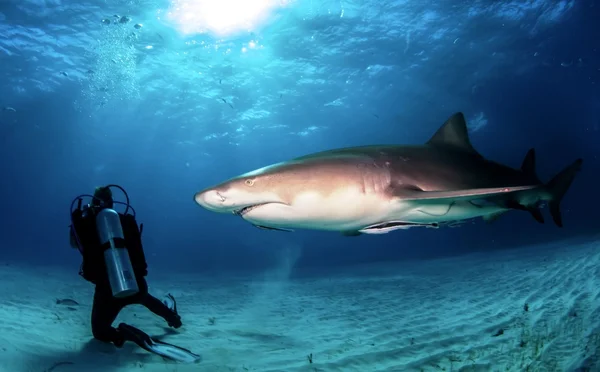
[56, 298, 79, 306]
[219, 98, 233, 108]
[60, 71, 68, 77]
[492, 329, 504, 337]
[2, 106, 16, 112]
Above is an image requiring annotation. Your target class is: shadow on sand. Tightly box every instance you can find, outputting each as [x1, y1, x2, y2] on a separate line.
[30, 328, 201, 372]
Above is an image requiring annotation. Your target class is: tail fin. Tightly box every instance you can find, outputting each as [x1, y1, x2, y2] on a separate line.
[546, 158, 583, 227]
[518, 149, 544, 224]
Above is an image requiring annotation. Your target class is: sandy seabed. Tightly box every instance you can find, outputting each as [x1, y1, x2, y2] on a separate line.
[1, 237, 599, 372]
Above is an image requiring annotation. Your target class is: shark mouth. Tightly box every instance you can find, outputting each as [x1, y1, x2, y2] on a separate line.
[233, 204, 268, 217]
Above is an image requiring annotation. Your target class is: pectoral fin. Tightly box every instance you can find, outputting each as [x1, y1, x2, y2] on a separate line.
[392, 185, 538, 202]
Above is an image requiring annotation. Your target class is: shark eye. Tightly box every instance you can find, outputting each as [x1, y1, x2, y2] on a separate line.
[245, 179, 254, 186]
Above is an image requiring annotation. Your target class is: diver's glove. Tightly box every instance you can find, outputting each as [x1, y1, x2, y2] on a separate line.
[163, 293, 177, 313]
[169, 315, 182, 329]
[163, 293, 182, 328]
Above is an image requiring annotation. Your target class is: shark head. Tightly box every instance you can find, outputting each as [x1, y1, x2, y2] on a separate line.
[194, 162, 290, 217]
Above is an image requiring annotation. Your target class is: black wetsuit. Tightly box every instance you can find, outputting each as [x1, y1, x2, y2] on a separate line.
[70, 206, 182, 346]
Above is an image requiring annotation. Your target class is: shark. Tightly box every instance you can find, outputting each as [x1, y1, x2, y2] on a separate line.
[194, 112, 582, 236]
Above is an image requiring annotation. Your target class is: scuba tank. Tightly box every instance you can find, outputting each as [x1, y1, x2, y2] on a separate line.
[95, 208, 139, 298]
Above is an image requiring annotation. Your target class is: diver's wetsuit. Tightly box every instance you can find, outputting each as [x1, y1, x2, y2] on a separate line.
[70, 206, 182, 346]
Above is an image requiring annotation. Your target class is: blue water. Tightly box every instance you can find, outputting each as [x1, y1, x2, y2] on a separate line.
[0, 0, 598, 367]
[1, 0, 597, 268]
[1, 0, 597, 271]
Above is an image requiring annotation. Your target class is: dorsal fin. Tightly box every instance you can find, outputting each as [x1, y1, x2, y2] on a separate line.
[426, 112, 480, 155]
[521, 148, 538, 179]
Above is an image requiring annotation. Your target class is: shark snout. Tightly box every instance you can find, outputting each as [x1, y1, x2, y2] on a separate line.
[194, 185, 287, 215]
[194, 189, 228, 212]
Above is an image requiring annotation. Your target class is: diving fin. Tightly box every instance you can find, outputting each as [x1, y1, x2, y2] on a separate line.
[117, 323, 201, 364]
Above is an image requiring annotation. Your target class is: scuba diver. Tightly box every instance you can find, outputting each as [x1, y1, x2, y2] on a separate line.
[69, 185, 200, 363]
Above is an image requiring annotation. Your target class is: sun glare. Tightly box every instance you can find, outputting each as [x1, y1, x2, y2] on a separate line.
[164, 0, 290, 38]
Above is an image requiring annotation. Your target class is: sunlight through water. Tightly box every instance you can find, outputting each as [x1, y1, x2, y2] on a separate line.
[164, 0, 291, 38]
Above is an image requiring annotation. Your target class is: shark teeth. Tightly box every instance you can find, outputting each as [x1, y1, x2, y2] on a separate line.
[234, 203, 267, 216]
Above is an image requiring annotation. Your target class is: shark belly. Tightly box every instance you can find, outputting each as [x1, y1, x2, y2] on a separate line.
[240, 189, 391, 231]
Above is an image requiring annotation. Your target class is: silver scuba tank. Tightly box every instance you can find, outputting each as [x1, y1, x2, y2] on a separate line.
[95, 208, 139, 298]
